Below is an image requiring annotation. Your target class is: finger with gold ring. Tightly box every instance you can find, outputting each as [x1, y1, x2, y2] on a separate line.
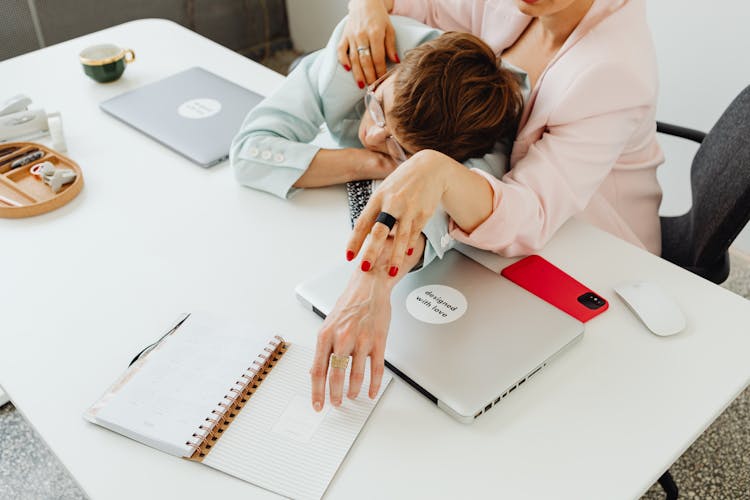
[330, 353, 350, 370]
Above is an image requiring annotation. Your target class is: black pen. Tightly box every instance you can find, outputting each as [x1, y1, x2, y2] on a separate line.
[128, 313, 191, 366]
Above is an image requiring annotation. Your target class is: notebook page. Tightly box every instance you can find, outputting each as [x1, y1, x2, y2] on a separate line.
[203, 344, 391, 500]
[92, 313, 271, 457]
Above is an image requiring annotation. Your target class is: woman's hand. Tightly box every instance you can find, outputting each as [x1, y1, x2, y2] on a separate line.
[347, 149, 451, 275]
[310, 264, 391, 410]
[310, 235, 425, 410]
[338, 0, 398, 87]
[347, 150, 496, 274]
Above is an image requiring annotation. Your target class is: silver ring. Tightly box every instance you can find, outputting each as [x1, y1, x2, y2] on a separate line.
[356, 46, 371, 57]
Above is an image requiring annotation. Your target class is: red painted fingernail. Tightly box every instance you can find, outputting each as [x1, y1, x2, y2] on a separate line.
[357, 81, 365, 89]
[361, 260, 371, 272]
[407, 248, 414, 256]
[346, 250, 355, 261]
[394, 54, 400, 63]
[344, 64, 351, 71]
[389, 266, 398, 277]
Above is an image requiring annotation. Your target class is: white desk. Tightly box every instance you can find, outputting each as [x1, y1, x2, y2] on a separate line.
[2, 19, 750, 500]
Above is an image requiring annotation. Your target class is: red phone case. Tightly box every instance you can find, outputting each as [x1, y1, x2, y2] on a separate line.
[501, 255, 608, 322]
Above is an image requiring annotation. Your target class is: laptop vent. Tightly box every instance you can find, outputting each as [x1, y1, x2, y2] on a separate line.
[473, 363, 548, 419]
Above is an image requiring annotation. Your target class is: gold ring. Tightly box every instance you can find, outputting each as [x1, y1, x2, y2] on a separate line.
[330, 353, 350, 370]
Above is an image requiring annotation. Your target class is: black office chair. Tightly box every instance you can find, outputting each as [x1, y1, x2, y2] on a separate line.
[652, 85, 750, 500]
[658, 84, 750, 285]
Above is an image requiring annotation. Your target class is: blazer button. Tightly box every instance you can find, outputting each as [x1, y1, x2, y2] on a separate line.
[274, 153, 285, 163]
[248, 147, 259, 157]
[261, 150, 272, 160]
[442, 234, 454, 249]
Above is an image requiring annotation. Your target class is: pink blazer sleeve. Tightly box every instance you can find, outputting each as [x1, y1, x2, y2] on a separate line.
[392, 0, 479, 33]
[450, 62, 655, 256]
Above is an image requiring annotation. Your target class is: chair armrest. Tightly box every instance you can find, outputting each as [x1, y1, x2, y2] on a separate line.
[656, 121, 706, 144]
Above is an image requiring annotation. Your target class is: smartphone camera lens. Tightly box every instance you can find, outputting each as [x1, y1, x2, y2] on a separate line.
[578, 292, 606, 310]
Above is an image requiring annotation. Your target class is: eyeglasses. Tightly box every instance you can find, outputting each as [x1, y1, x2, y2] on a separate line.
[364, 71, 408, 164]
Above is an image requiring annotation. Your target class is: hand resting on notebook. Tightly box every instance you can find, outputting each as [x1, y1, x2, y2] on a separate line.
[310, 235, 425, 408]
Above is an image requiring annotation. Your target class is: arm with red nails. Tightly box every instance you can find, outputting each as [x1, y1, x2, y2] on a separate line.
[310, 234, 425, 411]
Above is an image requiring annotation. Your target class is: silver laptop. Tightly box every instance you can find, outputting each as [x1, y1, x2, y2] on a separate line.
[296, 250, 584, 423]
[100, 67, 263, 167]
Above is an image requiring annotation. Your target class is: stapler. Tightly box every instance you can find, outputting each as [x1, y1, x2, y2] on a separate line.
[0, 94, 67, 152]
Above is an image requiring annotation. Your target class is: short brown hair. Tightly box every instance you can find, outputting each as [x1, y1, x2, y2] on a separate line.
[390, 32, 523, 162]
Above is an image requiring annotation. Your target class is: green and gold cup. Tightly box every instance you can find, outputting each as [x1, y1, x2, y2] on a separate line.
[79, 44, 135, 83]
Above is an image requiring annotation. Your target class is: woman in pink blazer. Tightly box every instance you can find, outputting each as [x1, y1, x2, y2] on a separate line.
[310, 0, 664, 411]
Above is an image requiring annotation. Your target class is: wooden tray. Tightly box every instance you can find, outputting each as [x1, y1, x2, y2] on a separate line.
[0, 142, 84, 218]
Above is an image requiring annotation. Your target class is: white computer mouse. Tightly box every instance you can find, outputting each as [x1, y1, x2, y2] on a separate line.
[614, 281, 686, 336]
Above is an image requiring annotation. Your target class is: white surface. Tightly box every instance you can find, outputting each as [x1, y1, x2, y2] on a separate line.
[614, 281, 687, 337]
[647, 1, 750, 251]
[1, 19, 750, 500]
[0, 387, 8, 407]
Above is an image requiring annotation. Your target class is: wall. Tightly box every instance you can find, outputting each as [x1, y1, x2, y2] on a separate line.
[1, 0, 292, 62]
[287, 0, 750, 254]
[286, 0, 348, 53]
[0, 0, 41, 61]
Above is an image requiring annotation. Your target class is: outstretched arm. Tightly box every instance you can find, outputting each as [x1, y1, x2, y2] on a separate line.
[347, 62, 659, 267]
[310, 234, 425, 410]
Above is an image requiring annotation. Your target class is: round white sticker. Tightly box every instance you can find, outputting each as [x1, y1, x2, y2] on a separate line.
[177, 98, 222, 119]
[405, 285, 467, 324]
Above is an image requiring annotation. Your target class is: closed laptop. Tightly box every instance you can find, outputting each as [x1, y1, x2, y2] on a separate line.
[296, 249, 585, 423]
[100, 67, 263, 167]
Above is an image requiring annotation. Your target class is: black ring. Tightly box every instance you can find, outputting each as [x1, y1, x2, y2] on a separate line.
[375, 211, 397, 231]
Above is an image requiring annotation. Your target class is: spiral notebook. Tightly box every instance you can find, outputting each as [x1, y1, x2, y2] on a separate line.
[84, 312, 390, 500]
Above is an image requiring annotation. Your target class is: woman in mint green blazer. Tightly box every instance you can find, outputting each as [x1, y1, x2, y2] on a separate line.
[231, 15, 528, 410]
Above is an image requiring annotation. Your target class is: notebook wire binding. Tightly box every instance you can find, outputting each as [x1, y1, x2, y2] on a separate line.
[186, 335, 288, 461]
